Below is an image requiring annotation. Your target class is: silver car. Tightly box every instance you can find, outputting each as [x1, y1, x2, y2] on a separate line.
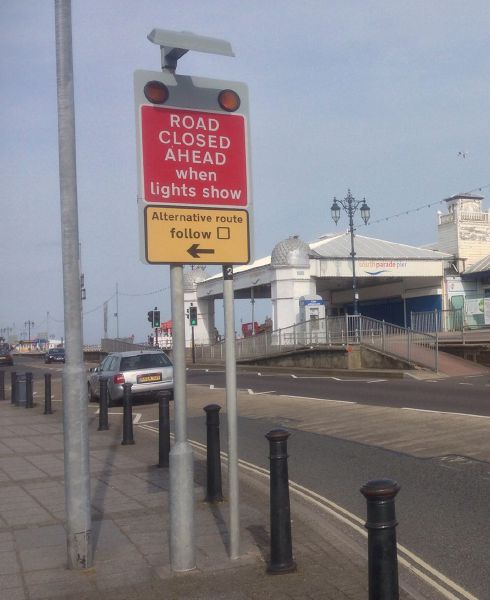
[88, 350, 173, 405]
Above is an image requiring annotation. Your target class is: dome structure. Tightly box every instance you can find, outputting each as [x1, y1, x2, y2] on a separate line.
[271, 235, 310, 268]
[183, 267, 207, 292]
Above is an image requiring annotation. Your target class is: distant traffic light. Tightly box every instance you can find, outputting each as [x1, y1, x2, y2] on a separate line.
[189, 306, 198, 327]
[147, 310, 154, 324]
[153, 310, 161, 328]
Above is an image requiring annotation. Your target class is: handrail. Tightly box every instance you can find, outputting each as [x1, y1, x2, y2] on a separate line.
[193, 314, 438, 371]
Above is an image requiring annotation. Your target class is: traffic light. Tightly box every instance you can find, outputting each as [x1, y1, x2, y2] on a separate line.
[147, 310, 154, 324]
[189, 306, 198, 327]
[153, 310, 160, 328]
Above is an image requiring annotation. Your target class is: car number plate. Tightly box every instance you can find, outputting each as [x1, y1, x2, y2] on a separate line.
[137, 373, 162, 384]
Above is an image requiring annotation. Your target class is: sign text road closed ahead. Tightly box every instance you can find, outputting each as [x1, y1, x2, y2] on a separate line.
[134, 69, 253, 265]
[145, 206, 249, 264]
[141, 106, 247, 207]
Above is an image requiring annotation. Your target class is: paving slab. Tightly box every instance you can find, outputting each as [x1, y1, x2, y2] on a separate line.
[0, 386, 440, 600]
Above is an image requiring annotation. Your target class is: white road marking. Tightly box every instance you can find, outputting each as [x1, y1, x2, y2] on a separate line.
[91, 408, 142, 424]
[248, 389, 276, 395]
[290, 375, 342, 381]
[289, 375, 387, 383]
[401, 407, 490, 419]
[279, 395, 356, 405]
[138, 423, 476, 600]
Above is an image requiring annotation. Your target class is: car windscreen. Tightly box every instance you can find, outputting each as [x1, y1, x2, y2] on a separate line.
[50, 349, 64, 354]
[120, 353, 171, 371]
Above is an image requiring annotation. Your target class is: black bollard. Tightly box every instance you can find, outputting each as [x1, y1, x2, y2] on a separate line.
[25, 372, 33, 408]
[265, 428, 296, 574]
[121, 383, 135, 445]
[157, 393, 170, 468]
[10, 371, 17, 405]
[203, 404, 223, 502]
[44, 373, 53, 414]
[0, 370, 4, 401]
[98, 378, 109, 431]
[360, 479, 401, 600]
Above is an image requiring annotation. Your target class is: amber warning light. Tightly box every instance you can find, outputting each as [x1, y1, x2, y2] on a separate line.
[144, 80, 169, 104]
[218, 89, 240, 112]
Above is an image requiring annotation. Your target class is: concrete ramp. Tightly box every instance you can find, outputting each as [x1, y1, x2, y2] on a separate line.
[436, 350, 490, 377]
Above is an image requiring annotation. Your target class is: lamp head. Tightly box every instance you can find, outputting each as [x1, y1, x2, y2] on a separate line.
[331, 198, 341, 225]
[360, 198, 370, 224]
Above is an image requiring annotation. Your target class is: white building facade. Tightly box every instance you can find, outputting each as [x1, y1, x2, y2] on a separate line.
[181, 193, 490, 344]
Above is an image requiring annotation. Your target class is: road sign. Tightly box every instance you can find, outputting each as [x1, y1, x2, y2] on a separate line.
[144, 205, 249, 264]
[134, 69, 253, 265]
[140, 105, 247, 207]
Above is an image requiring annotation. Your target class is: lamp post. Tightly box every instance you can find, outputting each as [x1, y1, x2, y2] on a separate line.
[24, 320, 35, 342]
[331, 190, 370, 315]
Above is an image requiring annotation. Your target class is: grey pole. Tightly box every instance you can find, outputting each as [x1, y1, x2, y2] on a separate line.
[169, 265, 195, 571]
[54, 0, 92, 569]
[223, 265, 240, 559]
[115, 282, 120, 338]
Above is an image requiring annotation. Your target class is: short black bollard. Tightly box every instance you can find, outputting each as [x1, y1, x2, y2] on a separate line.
[44, 373, 53, 414]
[265, 428, 296, 574]
[121, 383, 135, 445]
[10, 371, 17, 405]
[360, 479, 401, 600]
[25, 372, 33, 408]
[157, 393, 170, 468]
[0, 370, 5, 401]
[98, 378, 109, 431]
[203, 404, 223, 502]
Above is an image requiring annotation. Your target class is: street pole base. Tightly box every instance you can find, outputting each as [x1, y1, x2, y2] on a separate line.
[267, 559, 297, 575]
[169, 441, 196, 572]
[204, 494, 224, 504]
[121, 439, 135, 446]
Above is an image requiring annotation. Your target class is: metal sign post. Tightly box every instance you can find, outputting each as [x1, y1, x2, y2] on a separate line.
[135, 29, 253, 568]
[223, 264, 240, 558]
[169, 265, 195, 571]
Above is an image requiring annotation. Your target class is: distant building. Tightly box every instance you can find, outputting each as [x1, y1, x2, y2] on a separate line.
[183, 193, 490, 344]
[436, 193, 490, 327]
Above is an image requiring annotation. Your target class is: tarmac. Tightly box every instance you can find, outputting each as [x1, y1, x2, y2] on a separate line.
[0, 373, 445, 600]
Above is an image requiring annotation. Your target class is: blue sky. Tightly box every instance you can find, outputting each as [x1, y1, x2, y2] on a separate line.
[1, 1, 490, 344]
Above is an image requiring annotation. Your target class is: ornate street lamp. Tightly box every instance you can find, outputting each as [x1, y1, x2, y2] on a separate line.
[331, 190, 371, 315]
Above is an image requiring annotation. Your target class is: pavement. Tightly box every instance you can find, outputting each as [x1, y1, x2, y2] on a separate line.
[0, 374, 442, 600]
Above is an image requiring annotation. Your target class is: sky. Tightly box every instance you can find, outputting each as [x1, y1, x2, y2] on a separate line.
[1, 0, 490, 344]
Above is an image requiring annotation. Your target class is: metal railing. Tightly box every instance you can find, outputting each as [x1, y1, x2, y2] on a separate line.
[101, 338, 153, 353]
[410, 309, 463, 333]
[193, 315, 438, 371]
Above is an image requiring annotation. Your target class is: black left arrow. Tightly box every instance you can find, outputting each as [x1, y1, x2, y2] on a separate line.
[187, 244, 216, 259]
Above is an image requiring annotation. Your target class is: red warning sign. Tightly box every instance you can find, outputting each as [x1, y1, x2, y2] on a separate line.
[140, 105, 248, 207]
